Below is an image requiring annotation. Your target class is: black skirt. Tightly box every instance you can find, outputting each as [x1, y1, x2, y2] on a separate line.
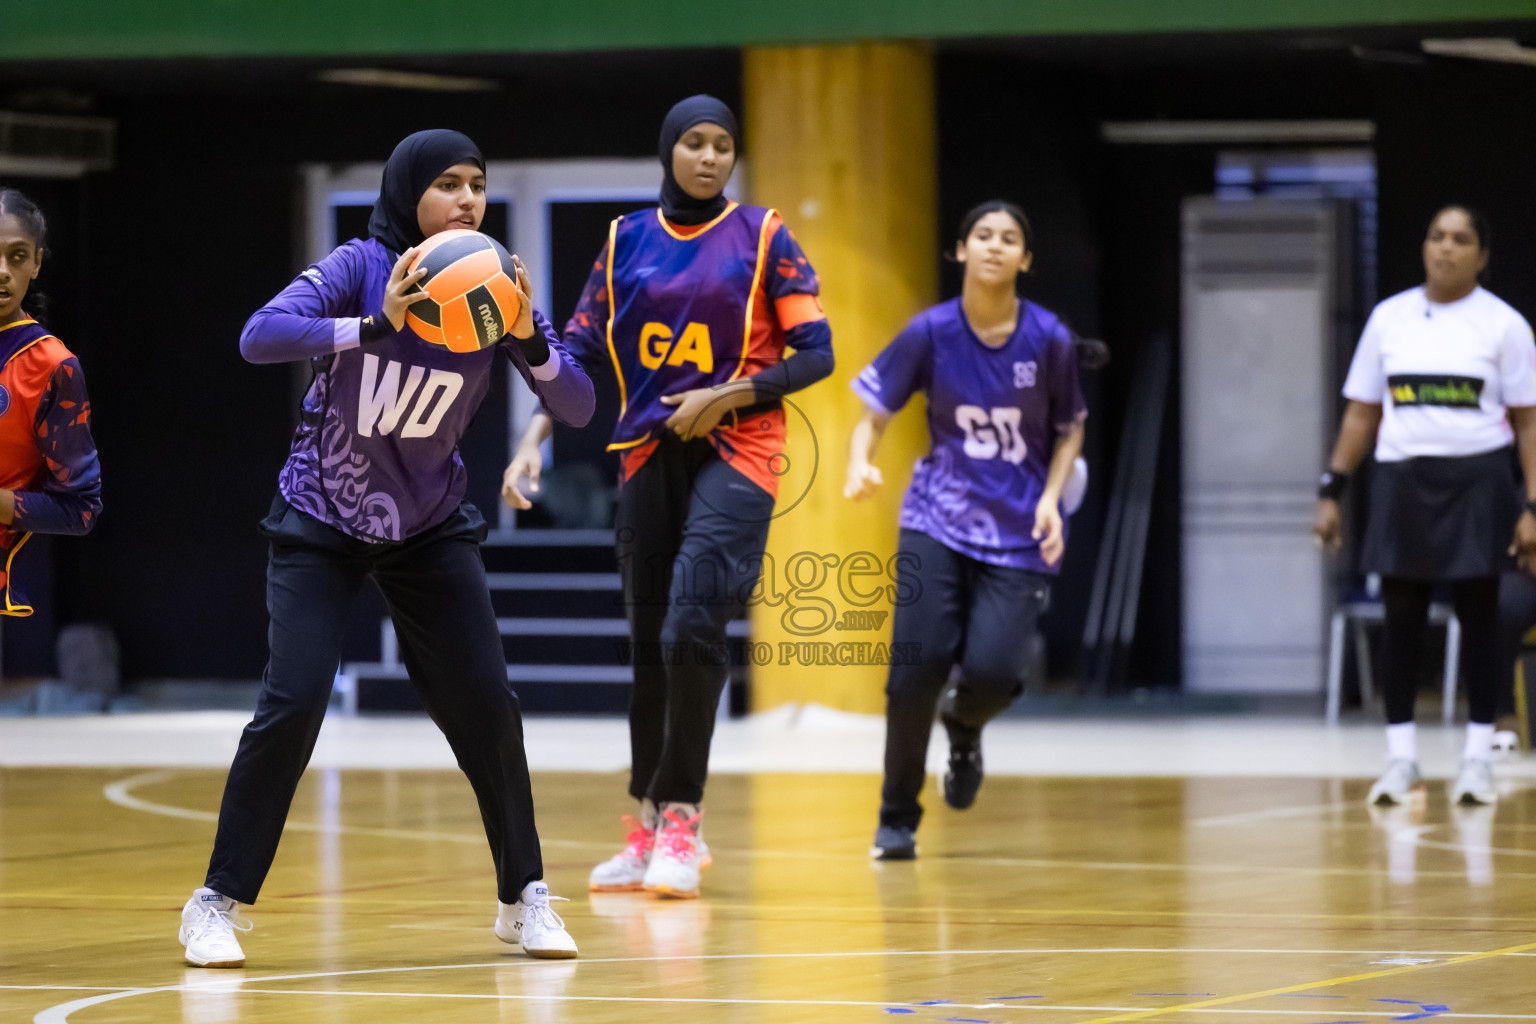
[1361, 447, 1517, 580]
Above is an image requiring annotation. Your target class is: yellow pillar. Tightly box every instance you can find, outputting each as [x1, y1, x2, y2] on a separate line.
[743, 43, 937, 713]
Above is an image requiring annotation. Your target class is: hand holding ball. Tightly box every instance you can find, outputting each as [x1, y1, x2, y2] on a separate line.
[403, 229, 523, 352]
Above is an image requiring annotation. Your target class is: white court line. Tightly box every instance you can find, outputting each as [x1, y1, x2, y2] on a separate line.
[101, 771, 215, 823]
[22, 947, 1509, 1023]
[32, 947, 1536, 1023]
[899, 854, 1536, 880]
[1191, 801, 1356, 827]
[31, 952, 1536, 1024]
[1411, 837, 1536, 858]
[100, 772, 1536, 880]
[100, 770, 606, 850]
[35, 991, 155, 1023]
[1194, 797, 1536, 831]
[0, 986, 135, 992]
[61, 986, 1536, 1018]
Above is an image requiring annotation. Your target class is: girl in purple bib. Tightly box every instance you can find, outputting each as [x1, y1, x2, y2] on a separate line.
[180, 130, 592, 969]
[848, 201, 1087, 860]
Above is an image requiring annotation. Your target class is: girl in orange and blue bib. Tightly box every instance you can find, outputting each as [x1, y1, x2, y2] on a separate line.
[0, 189, 102, 616]
[507, 96, 835, 898]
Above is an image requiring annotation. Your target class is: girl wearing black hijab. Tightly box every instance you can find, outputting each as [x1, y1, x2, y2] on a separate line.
[506, 95, 835, 898]
[180, 130, 593, 968]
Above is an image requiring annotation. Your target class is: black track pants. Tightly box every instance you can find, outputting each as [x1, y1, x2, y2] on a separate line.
[1379, 575, 1500, 726]
[879, 529, 1049, 831]
[205, 498, 543, 906]
[615, 436, 773, 806]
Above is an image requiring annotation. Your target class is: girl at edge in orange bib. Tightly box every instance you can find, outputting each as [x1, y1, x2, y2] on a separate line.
[505, 95, 835, 899]
[0, 189, 103, 618]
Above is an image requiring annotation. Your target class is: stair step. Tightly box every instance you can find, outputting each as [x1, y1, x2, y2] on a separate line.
[490, 618, 750, 637]
[483, 572, 619, 590]
[484, 529, 614, 547]
[340, 662, 636, 683]
[339, 532, 752, 715]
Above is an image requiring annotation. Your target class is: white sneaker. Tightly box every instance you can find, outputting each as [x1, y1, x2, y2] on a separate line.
[179, 888, 251, 968]
[1492, 730, 1520, 760]
[496, 881, 578, 959]
[589, 815, 655, 892]
[1451, 758, 1497, 805]
[642, 807, 702, 899]
[1368, 759, 1424, 805]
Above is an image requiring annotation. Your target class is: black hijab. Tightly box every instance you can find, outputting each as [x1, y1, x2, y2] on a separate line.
[658, 95, 739, 226]
[368, 129, 485, 255]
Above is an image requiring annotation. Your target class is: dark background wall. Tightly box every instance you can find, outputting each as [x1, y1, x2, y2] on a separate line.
[934, 31, 1536, 688]
[2, 28, 1534, 687]
[0, 52, 741, 679]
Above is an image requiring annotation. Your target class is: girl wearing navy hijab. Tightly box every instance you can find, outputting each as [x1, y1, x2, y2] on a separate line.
[179, 130, 593, 968]
[506, 96, 835, 898]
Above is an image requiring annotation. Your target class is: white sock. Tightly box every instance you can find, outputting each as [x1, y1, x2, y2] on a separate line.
[639, 797, 659, 830]
[1464, 722, 1495, 763]
[193, 887, 235, 911]
[1386, 722, 1417, 763]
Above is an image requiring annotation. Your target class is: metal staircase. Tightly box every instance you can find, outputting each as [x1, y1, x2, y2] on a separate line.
[337, 529, 747, 714]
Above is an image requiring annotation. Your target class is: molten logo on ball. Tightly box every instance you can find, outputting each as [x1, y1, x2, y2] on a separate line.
[404, 229, 522, 353]
[478, 303, 498, 345]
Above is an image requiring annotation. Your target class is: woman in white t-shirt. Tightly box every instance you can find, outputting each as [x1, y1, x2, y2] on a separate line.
[1314, 205, 1536, 806]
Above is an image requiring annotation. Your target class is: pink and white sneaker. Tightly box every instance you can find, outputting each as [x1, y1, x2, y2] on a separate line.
[589, 815, 655, 892]
[643, 807, 703, 899]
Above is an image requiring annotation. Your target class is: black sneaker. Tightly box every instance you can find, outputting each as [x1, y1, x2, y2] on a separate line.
[943, 747, 984, 810]
[869, 824, 916, 860]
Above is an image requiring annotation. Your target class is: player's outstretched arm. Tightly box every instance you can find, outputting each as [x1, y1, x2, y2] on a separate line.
[504, 413, 553, 510]
[845, 406, 892, 501]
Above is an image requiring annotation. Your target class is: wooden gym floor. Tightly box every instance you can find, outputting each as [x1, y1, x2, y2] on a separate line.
[2, 762, 1534, 1023]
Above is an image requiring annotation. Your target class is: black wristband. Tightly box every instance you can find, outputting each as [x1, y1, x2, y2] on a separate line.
[516, 334, 551, 367]
[1524, 497, 1536, 519]
[358, 311, 393, 345]
[1318, 470, 1349, 502]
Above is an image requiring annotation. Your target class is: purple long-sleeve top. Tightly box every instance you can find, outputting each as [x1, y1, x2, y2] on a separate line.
[240, 237, 594, 542]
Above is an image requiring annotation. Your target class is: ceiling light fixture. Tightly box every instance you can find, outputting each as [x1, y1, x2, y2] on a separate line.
[317, 68, 500, 92]
[1420, 37, 1536, 67]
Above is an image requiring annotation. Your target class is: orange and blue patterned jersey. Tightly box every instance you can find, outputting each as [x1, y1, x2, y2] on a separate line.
[562, 203, 831, 496]
[0, 317, 103, 616]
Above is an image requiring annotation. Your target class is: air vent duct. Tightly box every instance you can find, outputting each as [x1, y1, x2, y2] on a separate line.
[0, 111, 115, 178]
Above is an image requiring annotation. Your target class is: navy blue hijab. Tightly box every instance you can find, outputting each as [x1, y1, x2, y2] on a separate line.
[658, 96, 739, 226]
[368, 129, 484, 255]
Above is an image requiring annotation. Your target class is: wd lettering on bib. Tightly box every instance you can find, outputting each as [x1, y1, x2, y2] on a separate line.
[358, 353, 466, 438]
[1387, 374, 1483, 409]
[638, 322, 714, 372]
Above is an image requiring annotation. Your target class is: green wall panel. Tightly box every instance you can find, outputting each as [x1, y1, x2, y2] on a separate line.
[6, 0, 1533, 61]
